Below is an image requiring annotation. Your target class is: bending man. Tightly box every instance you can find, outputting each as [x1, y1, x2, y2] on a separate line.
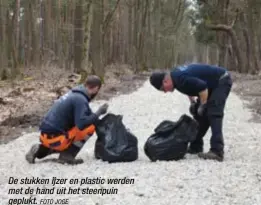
[149, 63, 233, 162]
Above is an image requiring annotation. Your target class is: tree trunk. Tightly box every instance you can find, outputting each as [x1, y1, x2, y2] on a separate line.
[15, 0, 20, 62]
[127, 0, 133, 65]
[7, 7, 18, 70]
[206, 24, 244, 72]
[74, 0, 84, 73]
[246, 0, 259, 73]
[0, 0, 7, 78]
[240, 13, 251, 73]
[83, 0, 93, 73]
[90, 0, 104, 77]
[137, 0, 149, 71]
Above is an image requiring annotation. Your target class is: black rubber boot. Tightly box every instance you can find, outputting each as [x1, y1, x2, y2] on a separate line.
[58, 144, 84, 165]
[57, 153, 84, 165]
[187, 145, 203, 154]
[25, 144, 40, 164]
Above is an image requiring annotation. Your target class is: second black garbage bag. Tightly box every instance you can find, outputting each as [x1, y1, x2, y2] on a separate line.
[144, 114, 199, 161]
[94, 113, 138, 163]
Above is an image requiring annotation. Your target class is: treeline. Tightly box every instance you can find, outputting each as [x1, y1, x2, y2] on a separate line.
[0, 0, 195, 79]
[191, 0, 261, 73]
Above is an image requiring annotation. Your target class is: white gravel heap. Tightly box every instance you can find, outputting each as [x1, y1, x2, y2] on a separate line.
[1, 80, 261, 205]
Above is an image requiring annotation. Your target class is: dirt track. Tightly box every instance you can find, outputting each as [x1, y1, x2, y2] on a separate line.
[1, 78, 261, 205]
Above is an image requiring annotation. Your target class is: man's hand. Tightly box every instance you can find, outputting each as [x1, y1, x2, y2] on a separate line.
[95, 103, 109, 116]
[197, 88, 208, 116]
[198, 89, 208, 104]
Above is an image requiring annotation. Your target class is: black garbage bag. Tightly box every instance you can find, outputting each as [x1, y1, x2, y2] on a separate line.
[144, 114, 198, 161]
[94, 113, 138, 163]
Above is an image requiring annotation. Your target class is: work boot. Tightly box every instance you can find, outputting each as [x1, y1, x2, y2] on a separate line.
[25, 144, 40, 164]
[198, 150, 224, 162]
[187, 146, 203, 154]
[187, 141, 203, 155]
[58, 152, 84, 165]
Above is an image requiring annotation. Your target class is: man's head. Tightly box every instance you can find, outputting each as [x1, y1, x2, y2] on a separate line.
[149, 72, 174, 92]
[84, 75, 102, 100]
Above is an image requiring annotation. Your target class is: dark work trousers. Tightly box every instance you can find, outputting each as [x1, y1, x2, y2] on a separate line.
[35, 137, 89, 159]
[190, 73, 233, 154]
[189, 114, 209, 152]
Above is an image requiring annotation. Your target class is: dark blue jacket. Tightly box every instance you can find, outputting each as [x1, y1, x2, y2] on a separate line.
[171, 64, 227, 96]
[39, 85, 98, 134]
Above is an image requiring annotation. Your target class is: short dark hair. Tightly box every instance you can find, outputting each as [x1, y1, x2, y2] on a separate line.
[149, 72, 166, 90]
[85, 75, 102, 88]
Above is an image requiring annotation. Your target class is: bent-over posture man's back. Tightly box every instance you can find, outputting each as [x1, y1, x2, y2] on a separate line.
[149, 63, 233, 162]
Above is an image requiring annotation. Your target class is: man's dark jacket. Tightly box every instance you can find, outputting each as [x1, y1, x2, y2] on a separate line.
[171, 63, 227, 96]
[39, 85, 98, 135]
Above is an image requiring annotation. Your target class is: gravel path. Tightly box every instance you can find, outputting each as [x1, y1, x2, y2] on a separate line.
[1, 80, 261, 205]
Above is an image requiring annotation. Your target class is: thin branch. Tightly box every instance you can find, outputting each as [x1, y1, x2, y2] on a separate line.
[205, 23, 232, 31]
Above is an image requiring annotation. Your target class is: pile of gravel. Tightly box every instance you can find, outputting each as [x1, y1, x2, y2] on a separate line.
[1, 80, 261, 205]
